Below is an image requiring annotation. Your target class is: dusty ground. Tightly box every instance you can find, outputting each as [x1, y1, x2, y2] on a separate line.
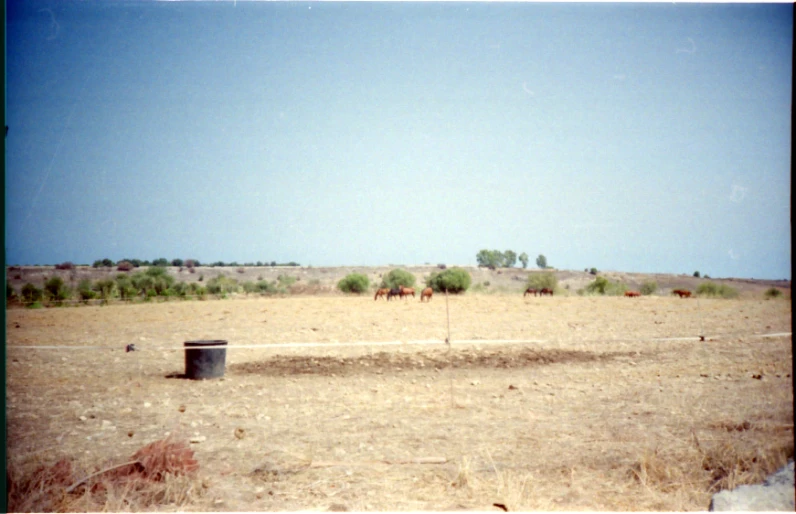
[5, 294, 793, 511]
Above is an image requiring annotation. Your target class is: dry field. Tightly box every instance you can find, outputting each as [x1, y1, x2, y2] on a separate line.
[5, 293, 793, 511]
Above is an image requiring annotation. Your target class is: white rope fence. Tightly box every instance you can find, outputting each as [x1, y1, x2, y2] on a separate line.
[8, 332, 792, 352]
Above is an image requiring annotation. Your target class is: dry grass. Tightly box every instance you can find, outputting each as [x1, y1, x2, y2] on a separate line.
[5, 295, 792, 511]
[7, 436, 204, 512]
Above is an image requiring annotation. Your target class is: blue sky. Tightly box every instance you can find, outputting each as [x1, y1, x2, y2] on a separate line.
[5, 1, 792, 279]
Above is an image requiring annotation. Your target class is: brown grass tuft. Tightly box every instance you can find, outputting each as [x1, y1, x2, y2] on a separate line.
[7, 436, 202, 512]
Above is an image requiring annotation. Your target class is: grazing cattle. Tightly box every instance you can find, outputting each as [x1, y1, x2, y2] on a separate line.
[420, 287, 433, 302]
[386, 287, 402, 301]
[399, 286, 415, 298]
[540, 288, 554, 296]
[672, 289, 692, 298]
[523, 287, 538, 297]
[624, 291, 641, 297]
[374, 288, 389, 300]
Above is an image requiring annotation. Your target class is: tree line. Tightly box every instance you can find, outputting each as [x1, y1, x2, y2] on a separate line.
[89, 258, 300, 269]
[475, 249, 548, 270]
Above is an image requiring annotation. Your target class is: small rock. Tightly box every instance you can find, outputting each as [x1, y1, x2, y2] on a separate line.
[190, 436, 207, 444]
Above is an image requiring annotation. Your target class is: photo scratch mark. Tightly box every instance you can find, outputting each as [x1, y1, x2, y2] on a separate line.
[729, 184, 747, 203]
[676, 37, 696, 54]
[39, 8, 60, 40]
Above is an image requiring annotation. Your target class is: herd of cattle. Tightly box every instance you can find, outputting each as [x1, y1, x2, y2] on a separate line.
[376, 285, 695, 301]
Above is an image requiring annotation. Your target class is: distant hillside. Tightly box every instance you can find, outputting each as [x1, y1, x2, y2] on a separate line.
[5, 264, 790, 298]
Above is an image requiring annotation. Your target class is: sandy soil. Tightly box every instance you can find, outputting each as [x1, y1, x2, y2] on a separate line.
[5, 294, 793, 511]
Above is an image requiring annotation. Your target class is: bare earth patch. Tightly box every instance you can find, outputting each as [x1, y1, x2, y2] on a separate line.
[6, 295, 793, 511]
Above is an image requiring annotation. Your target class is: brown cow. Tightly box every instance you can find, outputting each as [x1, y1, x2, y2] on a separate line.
[624, 291, 641, 297]
[523, 287, 538, 297]
[672, 289, 692, 298]
[374, 288, 389, 300]
[540, 288, 554, 296]
[420, 287, 433, 302]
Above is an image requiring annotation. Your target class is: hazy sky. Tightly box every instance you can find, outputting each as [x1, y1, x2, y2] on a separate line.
[5, 1, 792, 279]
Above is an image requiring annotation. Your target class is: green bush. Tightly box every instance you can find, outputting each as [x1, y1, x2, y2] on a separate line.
[583, 276, 627, 296]
[115, 275, 138, 300]
[92, 279, 117, 301]
[426, 267, 471, 294]
[337, 273, 370, 294]
[44, 276, 71, 304]
[277, 274, 298, 288]
[77, 279, 97, 303]
[526, 272, 558, 291]
[206, 275, 240, 296]
[640, 281, 658, 296]
[696, 281, 739, 299]
[381, 269, 416, 289]
[764, 287, 783, 299]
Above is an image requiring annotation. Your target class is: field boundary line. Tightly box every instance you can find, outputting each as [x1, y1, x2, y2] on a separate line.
[9, 332, 791, 352]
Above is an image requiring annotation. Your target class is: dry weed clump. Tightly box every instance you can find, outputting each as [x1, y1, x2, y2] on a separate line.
[7, 436, 202, 512]
[629, 428, 794, 503]
[697, 436, 794, 492]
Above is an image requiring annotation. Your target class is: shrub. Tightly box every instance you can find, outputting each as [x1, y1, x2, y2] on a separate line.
[44, 276, 71, 304]
[693, 271, 701, 278]
[426, 267, 472, 294]
[188, 283, 206, 299]
[526, 272, 558, 291]
[93, 258, 114, 268]
[696, 281, 739, 299]
[171, 258, 184, 267]
[131, 273, 155, 296]
[277, 275, 297, 288]
[583, 276, 627, 296]
[764, 287, 783, 299]
[337, 273, 370, 294]
[237, 267, 245, 274]
[589, 268, 598, 275]
[77, 279, 97, 303]
[536, 254, 548, 269]
[152, 258, 169, 267]
[92, 279, 116, 301]
[381, 269, 416, 289]
[117, 260, 134, 272]
[54, 261, 75, 270]
[115, 275, 137, 300]
[206, 276, 240, 296]
[640, 281, 658, 296]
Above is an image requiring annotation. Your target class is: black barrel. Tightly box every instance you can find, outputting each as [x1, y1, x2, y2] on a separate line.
[184, 340, 227, 379]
